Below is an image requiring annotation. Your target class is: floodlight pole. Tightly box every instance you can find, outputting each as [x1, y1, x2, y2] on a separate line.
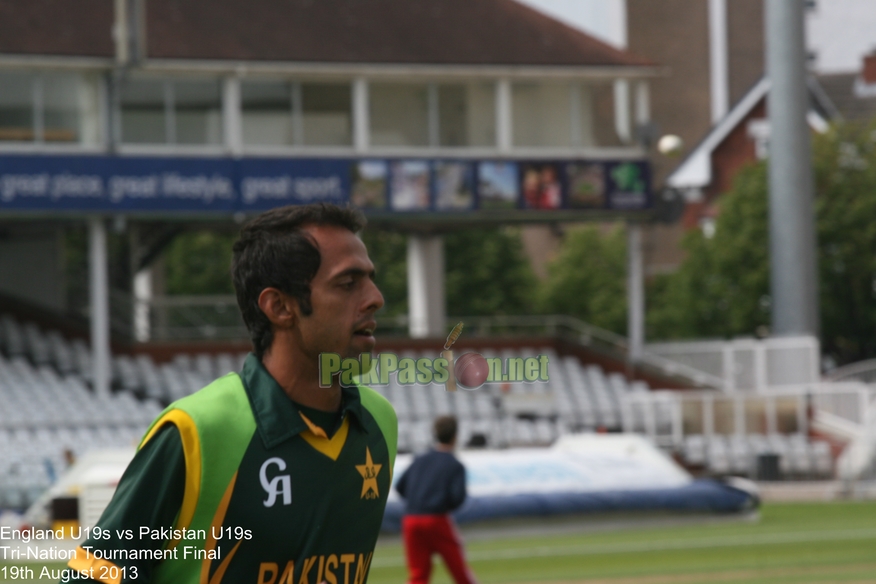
[766, 0, 819, 336]
[87, 0, 129, 397]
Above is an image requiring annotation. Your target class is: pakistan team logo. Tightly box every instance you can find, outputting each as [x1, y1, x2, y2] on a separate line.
[356, 447, 382, 499]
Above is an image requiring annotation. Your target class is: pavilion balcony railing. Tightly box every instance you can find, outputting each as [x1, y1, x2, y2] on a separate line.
[826, 358, 876, 385]
[105, 292, 722, 389]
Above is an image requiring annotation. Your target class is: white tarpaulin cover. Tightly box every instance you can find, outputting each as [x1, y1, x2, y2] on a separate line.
[388, 433, 691, 503]
[384, 433, 757, 531]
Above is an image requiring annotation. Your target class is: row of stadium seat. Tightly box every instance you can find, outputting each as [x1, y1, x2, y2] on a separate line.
[682, 433, 834, 479]
[366, 349, 645, 432]
[1, 315, 86, 375]
[0, 315, 643, 434]
[0, 425, 146, 510]
[0, 314, 841, 510]
[0, 356, 163, 428]
[0, 315, 247, 402]
[0, 317, 167, 508]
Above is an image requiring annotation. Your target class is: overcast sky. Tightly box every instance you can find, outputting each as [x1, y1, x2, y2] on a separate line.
[513, 0, 626, 48]
[515, 0, 876, 74]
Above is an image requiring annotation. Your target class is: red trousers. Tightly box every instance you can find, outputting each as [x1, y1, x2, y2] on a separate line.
[402, 514, 477, 584]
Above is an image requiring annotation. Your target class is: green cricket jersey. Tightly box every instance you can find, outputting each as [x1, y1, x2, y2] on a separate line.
[63, 354, 397, 584]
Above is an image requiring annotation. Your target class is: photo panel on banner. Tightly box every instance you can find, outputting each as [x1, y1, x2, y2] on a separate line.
[350, 159, 388, 210]
[433, 161, 475, 211]
[566, 161, 607, 209]
[605, 161, 650, 210]
[389, 160, 431, 211]
[520, 161, 564, 210]
[477, 161, 518, 210]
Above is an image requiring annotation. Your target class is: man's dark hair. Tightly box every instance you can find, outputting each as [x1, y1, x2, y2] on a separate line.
[231, 203, 366, 358]
[434, 416, 458, 445]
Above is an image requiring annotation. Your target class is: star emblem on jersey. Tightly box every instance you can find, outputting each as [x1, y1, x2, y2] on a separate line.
[355, 447, 382, 499]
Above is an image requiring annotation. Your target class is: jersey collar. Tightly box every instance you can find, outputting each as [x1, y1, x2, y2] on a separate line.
[240, 353, 367, 450]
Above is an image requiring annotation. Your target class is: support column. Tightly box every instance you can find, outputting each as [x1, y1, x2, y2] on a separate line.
[33, 76, 44, 143]
[133, 269, 152, 342]
[634, 80, 651, 147]
[569, 82, 582, 148]
[627, 223, 644, 361]
[634, 80, 650, 127]
[223, 76, 242, 156]
[613, 79, 631, 143]
[407, 235, 446, 338]
[103, 72, 119, 152]
[427, 83, 439, 148]
[113, 0, 130, 64]
[766, 0, 819, 336]
[496, 78, 512, 152]
[291, 81, 304, 147]
[353, 77, 369, 153]
[89, 217, 111, 396]
[164, 81, 175, 145]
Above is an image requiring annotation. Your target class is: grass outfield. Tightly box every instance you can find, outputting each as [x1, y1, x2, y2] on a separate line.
[367, 502, 876, 584]
[3, 502, 876, 583]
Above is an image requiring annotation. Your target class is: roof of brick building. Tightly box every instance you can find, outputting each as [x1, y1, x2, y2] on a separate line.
[0, 0, 652, 68]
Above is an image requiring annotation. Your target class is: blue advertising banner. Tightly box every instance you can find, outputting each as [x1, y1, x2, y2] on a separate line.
[0, 155, 236, 212]
[236, 158, 349, 211]
[0, 154, 651, 216]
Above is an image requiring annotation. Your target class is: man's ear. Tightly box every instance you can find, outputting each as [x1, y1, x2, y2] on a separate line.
[257, 287, 296, 328]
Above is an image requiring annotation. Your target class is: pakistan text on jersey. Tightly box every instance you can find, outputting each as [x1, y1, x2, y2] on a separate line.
[257, 551, 373, 584]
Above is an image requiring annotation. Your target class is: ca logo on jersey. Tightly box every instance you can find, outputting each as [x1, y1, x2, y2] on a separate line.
[260, 457, 291, 507]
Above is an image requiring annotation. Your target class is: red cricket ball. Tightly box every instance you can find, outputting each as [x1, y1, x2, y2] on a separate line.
[454, 352, 489, 389]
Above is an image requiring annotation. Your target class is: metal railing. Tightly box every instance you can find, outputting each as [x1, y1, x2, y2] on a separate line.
[380, 313, 629, 348]
[142, 294, 246, 341]
[623, 382, 876, 450]
[646, 336, 821, 392]
[96, 291, 247, 342]
[102, 293, 725, 389]
[382, 314, 724, 388]
[827, 358, 876, 384]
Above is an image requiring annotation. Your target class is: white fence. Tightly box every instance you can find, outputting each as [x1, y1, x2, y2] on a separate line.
[646, 336, 821, 392]
[623, 382, 875, 451]
[827, 358, 876, 384]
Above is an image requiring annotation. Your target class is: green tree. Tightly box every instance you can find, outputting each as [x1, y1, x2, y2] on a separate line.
[444, 227, 537, 316]
[361, 229, 409, 316]
[814, 121, 876, 363]
[648, 119, 876, 365]
[647, 163, 770, 340]
[164, 231, 236, 295]
[539, 224, 628, 334]
[363, 227, 538, 319]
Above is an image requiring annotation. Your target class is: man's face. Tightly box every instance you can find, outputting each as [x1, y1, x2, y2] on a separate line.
[294, 225, 384, 360]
